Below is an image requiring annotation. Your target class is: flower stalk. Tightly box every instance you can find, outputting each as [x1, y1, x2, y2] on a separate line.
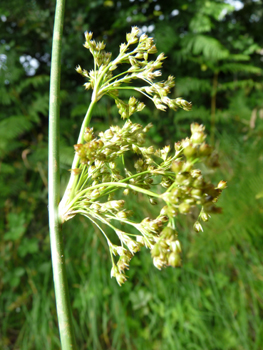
[48, 0, 77, 349]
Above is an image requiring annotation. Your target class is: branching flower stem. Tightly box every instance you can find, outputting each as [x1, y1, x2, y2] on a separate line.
[48, 0, 77, 349]
[61, 180, 161, 220]
[59, 100, 96, 214]
[59, 61, 113, 215]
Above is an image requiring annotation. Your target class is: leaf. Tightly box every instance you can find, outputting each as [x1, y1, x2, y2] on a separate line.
[217, 79, 263, 92]
[0, 115, 33, 149]
[176, 77, 211, 95]
[182, 34, 229, 61]
[4, 212, 27, 241]
[155, 23, 177, 53]
[190, 14, 212, 33]
[18, 238, 39, 257]
[219, 63, 262, 74]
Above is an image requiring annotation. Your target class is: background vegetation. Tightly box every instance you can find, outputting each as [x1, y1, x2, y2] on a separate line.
[0, 0, 263, 349]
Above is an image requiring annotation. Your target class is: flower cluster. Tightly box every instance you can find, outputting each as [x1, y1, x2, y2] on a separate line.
[151, 227, 182, 269]
[75, 26, 192, 112]
[74, 119, 154, 166]
[63, 120, 226, 285]
[59, 28, 227, 286]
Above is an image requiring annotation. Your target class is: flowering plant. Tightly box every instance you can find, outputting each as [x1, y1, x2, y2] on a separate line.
[58, 27, 226, 285]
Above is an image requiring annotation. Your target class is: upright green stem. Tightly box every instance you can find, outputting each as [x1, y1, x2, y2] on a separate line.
[48, 0, 77, 349]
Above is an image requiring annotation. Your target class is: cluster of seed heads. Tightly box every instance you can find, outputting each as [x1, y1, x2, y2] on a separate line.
[75, 26, 192, 113]
[74, 119, 154, 166]
[61, 28, 226, 285]
[68, 119, 226, 285]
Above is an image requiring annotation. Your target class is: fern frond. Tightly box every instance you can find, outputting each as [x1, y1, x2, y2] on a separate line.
[29, 93, 49, 122]
[0, 116, 32, 141]
[219, 63, 262, 74]
[182, 34, 229, 61]
[202, 2, 234, 20]
[189, 14, 212, 33]
[218, 80, 263, 92]
[227, 54, 250, 61]
[176, 77, 211, 95]
[16, 75, 50, 94]
[175, 106, 211, 122]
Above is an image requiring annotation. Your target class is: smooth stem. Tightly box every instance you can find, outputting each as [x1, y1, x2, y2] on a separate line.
[59, 100, 96, 221]
[48, 0, 77, 349]
[62, 181, 162, 217]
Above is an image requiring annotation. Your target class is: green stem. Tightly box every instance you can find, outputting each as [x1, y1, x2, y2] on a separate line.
[59, 100, 96, 220]
[48, 0, 77, 349]
[87, 181, 161, 197]
[62, 181, 162, 217]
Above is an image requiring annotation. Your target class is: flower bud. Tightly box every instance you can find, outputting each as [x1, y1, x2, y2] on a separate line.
[75, 65, 83, 74]
[191, 169, 201, 178]
[136, 133, 145, 145]
[111, 265, 118, 278]
[136, 235, 145, 246]
[171, 160, 183, 173]
[170, 240, 182, 253]
[153, 257, 164, 270]
[176, 172, 190, 185]
[132, 144, 140, 153]
[183, 144, 196, 158]
[149, 197, 158, 205]
[191, 131, 206, 144]
[129, 96, 137, 106]
[179, 202, 191, 214]
[193, 221, 203, 232]
[137, 102, 145, 111]
[168, 252, 181, 267]
[217, 180, 227, 190]
[191, 188, 202, 199]
[193, 176, 205, 189]
[116, 273, 127, 286]
[143, 123, 153, 132]
[148, 45, 157, 54]
[117, 259, 128, 273]
[116, 211, 128, 220]
[199, 143, 212, 157]
[200, 210, 209, 222]
[174, 142, 182, 152]
[126, 33, 138, 45]
[161, 226, 174, 239]
[126, 239, 140, 254]
[123, 189, 129, 196]
[104, 129, 114, 139]
[84, 128, 94, 142]
[182, 161, 193, 172]
[151, 244, 160, 257]
[139, 33, 148, 42]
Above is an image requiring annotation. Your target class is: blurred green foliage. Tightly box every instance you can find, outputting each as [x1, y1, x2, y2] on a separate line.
[0, 0, 263, 349]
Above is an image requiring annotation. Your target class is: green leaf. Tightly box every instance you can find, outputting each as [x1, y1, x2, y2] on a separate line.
[190, 14, 212, 33]
[18, 238, 39, 257]
[4, 212, 27, 241]
[219, 63, 262, 74]
[182, 34, 229, 61]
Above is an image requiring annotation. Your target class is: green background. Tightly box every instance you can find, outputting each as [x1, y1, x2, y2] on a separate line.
[0, 0, 263, 349]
